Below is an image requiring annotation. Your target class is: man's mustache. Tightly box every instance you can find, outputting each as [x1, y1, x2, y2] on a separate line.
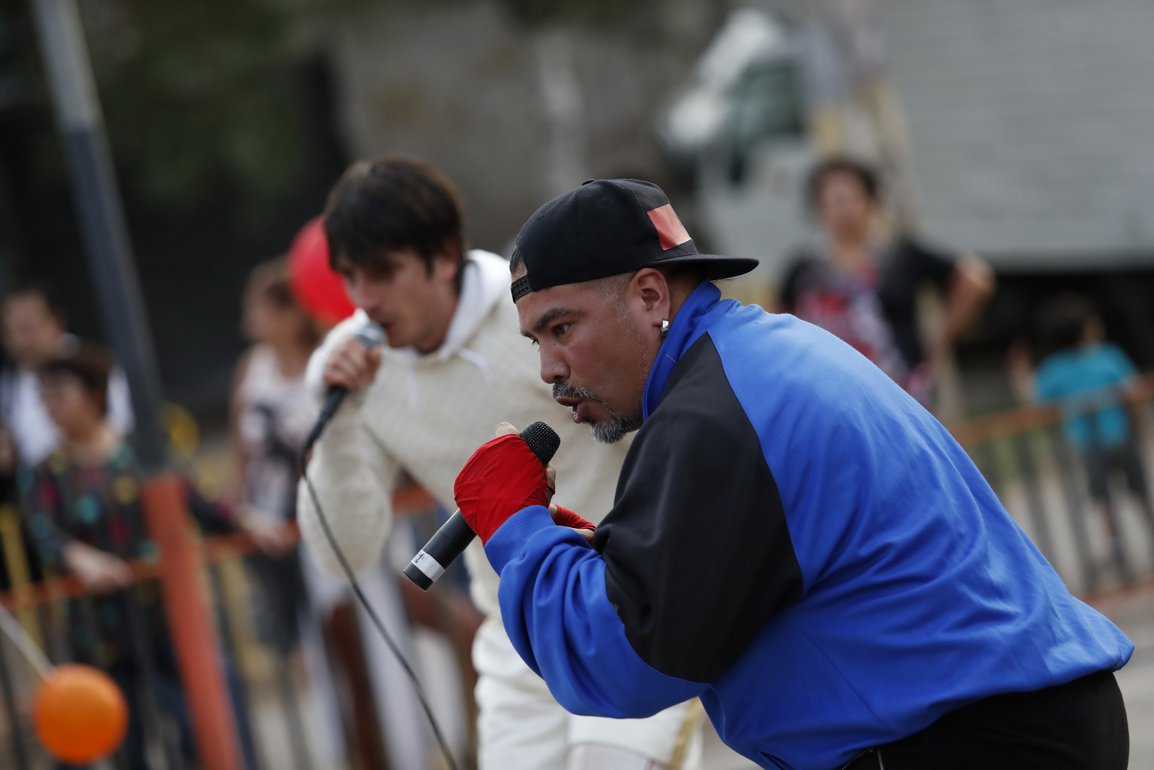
[553, 382, 600, 401]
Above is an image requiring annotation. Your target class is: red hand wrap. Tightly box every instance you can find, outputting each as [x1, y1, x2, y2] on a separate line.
[551, 505, 596, 532]
[454, 434, 550, 544]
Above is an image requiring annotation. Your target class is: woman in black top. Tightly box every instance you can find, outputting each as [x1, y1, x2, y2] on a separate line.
[777, 156, 994, 406]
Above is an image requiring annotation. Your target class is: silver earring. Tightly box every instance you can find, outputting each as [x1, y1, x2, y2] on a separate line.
[660, 319, 670, 337]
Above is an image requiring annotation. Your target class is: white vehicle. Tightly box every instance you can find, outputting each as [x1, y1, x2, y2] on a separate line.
[657, 3, 1154, 298]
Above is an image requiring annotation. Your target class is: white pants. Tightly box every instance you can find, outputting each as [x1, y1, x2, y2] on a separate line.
[473, 617, 704, 770]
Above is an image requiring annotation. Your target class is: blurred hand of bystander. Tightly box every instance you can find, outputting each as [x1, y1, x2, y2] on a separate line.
[63, 542, 133, 594]
[238, 508, 296, 557]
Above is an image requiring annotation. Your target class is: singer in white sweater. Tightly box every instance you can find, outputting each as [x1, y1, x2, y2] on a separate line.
[297, 157, 706, 770]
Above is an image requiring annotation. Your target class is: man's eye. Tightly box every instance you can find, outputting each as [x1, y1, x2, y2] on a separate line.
[553, 324, 570, 338]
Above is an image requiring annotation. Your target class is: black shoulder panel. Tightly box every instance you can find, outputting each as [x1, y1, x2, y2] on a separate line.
[594, 334, 803, 683]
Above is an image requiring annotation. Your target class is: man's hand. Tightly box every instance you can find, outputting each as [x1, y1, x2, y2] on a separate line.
[550, 504, 596, 543]
[454, 426, 550, 544]
[495, 423, 595, 542]
[323, 335, 383, 391]
[239, 509, 296, 556]
[497, 421, 558, 499]
[63, 542, 133, 594]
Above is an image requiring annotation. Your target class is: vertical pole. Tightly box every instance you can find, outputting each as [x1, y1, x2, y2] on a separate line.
[29, 0, 166, 469]
[0, 506, 41, 648]
[1012, 433, 1056, 567]
[207, 563, 264, 770]
[1049, 424, 1097, 593]
[143, 475, 243, 770]
[0, 642, 31, 770]
[796, 15, 849, 155]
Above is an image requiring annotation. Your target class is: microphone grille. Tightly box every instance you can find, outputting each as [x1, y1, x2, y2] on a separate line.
[354, 321, 385, 349]
[519, 421, 560, 465]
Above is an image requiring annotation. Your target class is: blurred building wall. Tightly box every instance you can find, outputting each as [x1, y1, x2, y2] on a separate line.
[875, 0, 1154, 268]
[318, 0, 726, 252]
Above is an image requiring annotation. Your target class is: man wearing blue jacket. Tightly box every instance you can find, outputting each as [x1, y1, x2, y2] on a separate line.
[451, 178, 1132, 770]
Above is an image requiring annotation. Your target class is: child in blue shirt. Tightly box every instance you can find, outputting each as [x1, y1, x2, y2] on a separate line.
[1016, 293, 1153, 581]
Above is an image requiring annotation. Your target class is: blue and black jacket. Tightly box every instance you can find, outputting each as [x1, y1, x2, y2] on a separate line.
[485, 283, 1132, 770]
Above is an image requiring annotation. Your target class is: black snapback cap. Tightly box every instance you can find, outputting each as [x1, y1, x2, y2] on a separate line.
[511, 179, 758, 301]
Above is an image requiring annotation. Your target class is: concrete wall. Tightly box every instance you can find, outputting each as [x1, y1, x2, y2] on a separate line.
[321, 1, 726, 252]
[876, 0, 1154, 267]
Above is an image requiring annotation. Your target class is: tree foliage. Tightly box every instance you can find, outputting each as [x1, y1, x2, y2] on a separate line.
[79, 0, 333, 211]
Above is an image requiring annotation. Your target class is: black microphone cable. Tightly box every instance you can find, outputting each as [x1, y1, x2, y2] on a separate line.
[299, 450, 461, 770]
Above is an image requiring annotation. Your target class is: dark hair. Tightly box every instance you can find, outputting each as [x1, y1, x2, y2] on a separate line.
[3, 280, 66, 320]
[245, 257, 322, 349]
[1037, 293, 1096, 351]
[805, 156, 882, 212]
[39, 344, 112, 415]
[246, 257, 296, 309]
[323, 156, 466, 292]
[509, 245, 525, 275]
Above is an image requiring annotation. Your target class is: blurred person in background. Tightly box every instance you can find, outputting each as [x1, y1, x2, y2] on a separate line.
[230, 257, 346, 764]
[19, 344, 283, 769]
[0, 422, 24, 590]
[232, 257, 320, 651]
[776, 156, 994, 407]
[299, 156, 708, 770]
[1, 283, 134, 468]
[1009, 293, 1154, 581]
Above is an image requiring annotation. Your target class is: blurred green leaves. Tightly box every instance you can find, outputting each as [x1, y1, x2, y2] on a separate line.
[78, 0, 356, 213]
[12, 0, 654, 215]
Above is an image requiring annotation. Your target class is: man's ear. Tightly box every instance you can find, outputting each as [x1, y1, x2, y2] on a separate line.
[440, 236, 464, 263]
[630, 268, 673, 327]
[433, 238, 464, 282]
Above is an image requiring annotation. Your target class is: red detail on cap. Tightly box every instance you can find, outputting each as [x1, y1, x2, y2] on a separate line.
[646, 204, 691, 250]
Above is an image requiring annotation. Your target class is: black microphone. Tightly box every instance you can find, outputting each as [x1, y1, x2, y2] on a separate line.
[303, 321, 385, 453]
[404, 421, 560, 590]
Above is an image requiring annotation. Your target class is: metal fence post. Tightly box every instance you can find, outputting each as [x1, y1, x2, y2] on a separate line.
[142, 474, 244, 770]
[1047, 425, 1097, 593]
[0, 641, 31, 770]
[1011, 433, 1055, 564]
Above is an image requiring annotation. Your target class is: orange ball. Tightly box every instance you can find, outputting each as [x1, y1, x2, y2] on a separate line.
[33, 664, 129, 764]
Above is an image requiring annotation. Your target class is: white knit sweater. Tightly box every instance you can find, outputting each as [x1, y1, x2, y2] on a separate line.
[297, 250, 631, 617]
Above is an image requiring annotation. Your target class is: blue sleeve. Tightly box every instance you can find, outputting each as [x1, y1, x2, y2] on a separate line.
[1103, 344, 1137, 384]
[484, 505, 705, 718]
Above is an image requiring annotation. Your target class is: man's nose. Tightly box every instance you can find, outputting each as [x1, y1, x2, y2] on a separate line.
[539, 351, 569, 385]
[346, 276, 378, 314]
